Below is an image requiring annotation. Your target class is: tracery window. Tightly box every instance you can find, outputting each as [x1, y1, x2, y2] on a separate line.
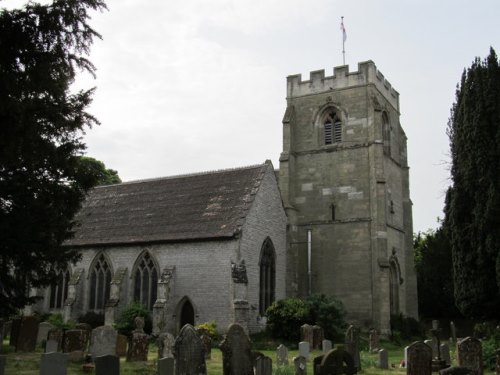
[259, 238, 276, 315]
[134, 252, 158, 310]
[324, 111, 342, 145]
[49, 269, 70, 309]
[89, 254, 112, 310]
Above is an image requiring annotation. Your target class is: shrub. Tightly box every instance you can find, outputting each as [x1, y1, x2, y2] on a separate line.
[47, 313, 75, 330]
[114, 302, 152, 336]
[195, 321, 221, 342]
[390, 314, 424, 340]
[482, 328, 500, 370]
[305, 294, 346, 341]
[78, 311, 104, 328]
[266, 298, 309, 342]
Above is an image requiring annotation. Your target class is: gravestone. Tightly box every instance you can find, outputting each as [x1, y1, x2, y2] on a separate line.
[439, 367, 473, 375]
[127, 331, 149, 361]
[301, 324, 314, 347]
[90, 326, 117, 358]
[95, 354, 120, 375]
[46, 339, 59, 353]
[440, 343, 451, 366]
[158, 357, 175, 375]
[158, 332, 175, 359]
[450, 322, 457, 342]
[220, 323, 253, 375]
[378, 349, 388, 369]
[255, 355, 272, 375]
[369, 329, 380, 353]
[9, 317, 21, 347]
[277, 344, 288, 366]
[322, 340, 332, 354]
[313, 354, 324, 375]
[197, 328, 212, 360]
[457, 337, 482, 375]
[37, 322, 55, 346]
[40, 352, 68, 375]
[16, 316, 39, 352]
[116, 334, 128, 357]
[63, 329, 87, 353]
[47, 328, 64, 351]
[406, 341, 432, 375]
[68, 350, 84, 362]
[424, 339, 438, 358]
[0, 355, 5, 375]
[174, 324, 206, 375]
[313, 326, 324, 350]
[299, 341, 310, 361]
[294, 356, 307, 375]
[316, 348, 356, 375]
[345, 325, 361, 371]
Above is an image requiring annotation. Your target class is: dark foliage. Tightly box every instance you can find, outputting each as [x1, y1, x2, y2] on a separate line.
[444, 48, 500, 318]
[0, 0, 106, 318]
[114, 302, 152, 336]
[390, 313, 425, 341]
[304, 294, 347, 340]
[77, 156, 121, 186]
[78, 311, 104, 329]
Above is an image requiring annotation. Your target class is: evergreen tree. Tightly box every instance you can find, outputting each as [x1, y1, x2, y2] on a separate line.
[0, 0, 106, 317]
[445, 48, 500, 318]
[78, 156, 121, 186]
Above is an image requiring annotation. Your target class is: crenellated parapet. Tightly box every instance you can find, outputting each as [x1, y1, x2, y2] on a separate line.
[286, 60, 399, 111]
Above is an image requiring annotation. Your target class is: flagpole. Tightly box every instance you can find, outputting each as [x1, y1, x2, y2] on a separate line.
[341, 16, 345, 65]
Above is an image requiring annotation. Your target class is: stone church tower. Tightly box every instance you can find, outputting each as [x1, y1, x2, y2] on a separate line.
[279, 61, 418, 334]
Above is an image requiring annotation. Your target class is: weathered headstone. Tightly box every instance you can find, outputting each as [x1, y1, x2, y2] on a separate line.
[294, 356, 307, 375]
[95, 354, 120, 375]
[313, 354, 324, 375]
[127, 331, 149, 361]
[220, 323, 253, 375]
[450, 322, 457, 342]
[9, 317, 21, 347]
[424, 338, 438, 358]
[158, 332, 175, 359]
[40, 352, 68, 375]
[68, 350, 84, 362]
[63, 329, 87, 353]
[439, 367, 473, 375]
[116, 334, 128, 357]
[158, 357, 175, 375]
[312, 325, 324, 350]
[440, 343, 451, 366]
[37, 322, 55, 346]
[47, 328, 64, 351]
[299, 341, 310, 361]
[378, 348, 389, 369]
[457, 337, 482, 375]
[345, 325, 361, 371]
[406, 341, 432, 375]
[0, 355, 6, 375]
[174, 324, 206, 375]
[255, 355, 272, 375]
[277, 344, 288, 366]
[369, 329, 380, 353]
[46, 339, 59, 353]
[322, 340, 332, 354]
[316, 348, 356, 375]
[90, 326, 117, 358]
[16, 316, 39, 352]
[301, 324, 314, 347]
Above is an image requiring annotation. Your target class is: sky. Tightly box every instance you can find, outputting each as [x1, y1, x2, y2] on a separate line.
[3, 0, 500, 233]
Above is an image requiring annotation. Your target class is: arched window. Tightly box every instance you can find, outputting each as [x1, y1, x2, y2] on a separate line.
[259, 238, 276, 315]
[133, 252, 158, 310]
[89, 254, 112, 310]
[49, 269, 70, 309]
[382, 112, 391, 156]
[389, 261, 400, 316]
[324, 111, 342, 145]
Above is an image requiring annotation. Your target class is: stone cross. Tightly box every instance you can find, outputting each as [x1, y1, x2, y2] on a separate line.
[378, 349, 389, 369]
[406, 341, 432, 375]
[95, 354, 120, 375]
[174, 324, 206, 375]
[322, 340, 332, 354]
[276, 344, 288, 366]
[300, 324, 314, 347]
[255, 355, 273, 375]
[36, 322, 55, 346]
[220, 323, 254, 375]
[40, 352, 68, 375]
[316, 347, 356, 375]
[293, 356, 307, 375]
[457, 337, 483, 375]
[344, 325, 361, 371]
[158, 357, 175, 375]
[90, 326, 117, 358]
[299, 341, 310, 361]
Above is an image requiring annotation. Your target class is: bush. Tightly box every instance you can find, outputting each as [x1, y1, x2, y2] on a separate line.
[390, 314, 425, 340]
[305, 294, 346, 341]
[266, 298, 309, 342]
[78, 311, 104, 329]
[47, 313, 75, 330]
[114, 302, 152, 336]
[195, 321, 221, 342]
[482, 328, 500, 370]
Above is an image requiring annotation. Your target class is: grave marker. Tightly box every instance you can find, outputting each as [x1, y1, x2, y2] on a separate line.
[63, 329, 87, 353]
[46, 339, 58, 353]
[220, 323, 253, 375]
[406, 341, 432, 375]
[16, 316, 39, 352]
[95, 354, 120, 375]
[293, 356, 307, 375]
[322, 340, 332, 354]
[158, 332, 175, 359]
[174, 324, 206, 375]
[127, 331, 149, 362]
[369, 329, 380, 353]
[158, 357, 175, 375]
[299, 341, 310, 361]
[255, 355, 272, 375]
[345, 325, 361, 371]
[316, 348, 356, 375]
[90, 326, 117, 358]
[37, 322, 55, 346]
[457, 337, 482, 375]
[440, 343, 451, 366]
[40, 352, 68, 375]
[301, 324, 314, 347]
[378, 349, 388, 369]
[277, 344, 288, 366]
[312, 326, 324, 350]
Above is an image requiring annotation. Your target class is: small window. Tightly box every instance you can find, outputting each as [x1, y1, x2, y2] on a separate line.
[49, 269, 70, 309]
[89, 254, 112, 310]
[324, 111, 342, 145]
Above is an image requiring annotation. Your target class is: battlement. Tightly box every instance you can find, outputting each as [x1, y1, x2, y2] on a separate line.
[286, 61, 399, 110]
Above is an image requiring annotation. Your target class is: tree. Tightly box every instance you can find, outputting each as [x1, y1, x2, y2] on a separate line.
[444, 48, 500, 318]
[78, 156, 121, 186]
[0, 0, 106, 317]
[414, 227, 462, 318]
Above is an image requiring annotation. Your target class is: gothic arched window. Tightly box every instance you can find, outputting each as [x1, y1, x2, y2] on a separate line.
[133, 252, 158, 310]
[324, 111, 342, 145]
[49, 269, 70, 309]
[89, 254, 112, 310]
[382, 112, 391, 156]
[389, 261, 400, 315]
[259, 238, 276, 315]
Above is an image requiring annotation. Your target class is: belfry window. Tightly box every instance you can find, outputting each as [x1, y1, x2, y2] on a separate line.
[134, 252, 158, 310]
[49, 269, 70, 309]
[259, 238, 276, 315]
[324, 111, 342, 144]
[89, 254, 112, 310]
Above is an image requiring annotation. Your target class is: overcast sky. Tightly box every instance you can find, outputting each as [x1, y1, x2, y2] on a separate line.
[4, 0, 500, 233]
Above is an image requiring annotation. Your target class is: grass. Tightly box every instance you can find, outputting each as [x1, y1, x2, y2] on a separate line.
[1, 339, 495, 374]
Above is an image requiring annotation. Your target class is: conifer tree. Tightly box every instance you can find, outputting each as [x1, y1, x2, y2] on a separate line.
[0, 0, 106, 317]
[445, 48, 500, 318]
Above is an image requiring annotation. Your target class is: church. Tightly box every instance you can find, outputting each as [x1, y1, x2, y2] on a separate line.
[29, 61, 418, 335]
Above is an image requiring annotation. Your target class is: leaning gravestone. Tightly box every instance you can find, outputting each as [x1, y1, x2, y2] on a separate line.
[158, 357, 175, 375]
[90, 326, 117, 359]
[220, 323, 253, 375]
[277, 344, 288, 366]
[301, 324, 314, 347]
[174, 324, 206, 375]
[440, 343, 451, 366]
[316, 348, 356, 375]
[294, 356, 307, 375]
[16, 316, 39, 352]
[322, 340, 332, 354]
[45, 339, 59, 353]
[378, 349, 389, 369]
[255, 355, 272, 375]
[299, 341, 310, 361]
[312, 326, 324, 350]
[406, 341, 432, 375]
[95, 354, 120, 375]
[37, 322, 55, 346]
[127, 331, 149, 361]
[9, 317, 21, 347]
[63, 329, 87, 353]
[457, 337, 483, 375]
[40, 352, 68, 375]
[158, 332, 175, 359]
[345, 325, 361, 371]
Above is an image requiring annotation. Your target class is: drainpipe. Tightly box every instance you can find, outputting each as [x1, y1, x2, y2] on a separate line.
[307, 229, 312, 296]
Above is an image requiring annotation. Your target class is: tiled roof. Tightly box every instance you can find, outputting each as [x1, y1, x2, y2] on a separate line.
[65, 162, 271, 247]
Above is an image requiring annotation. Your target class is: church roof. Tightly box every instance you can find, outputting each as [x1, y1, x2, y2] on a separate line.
[65, 162, 273, 247]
